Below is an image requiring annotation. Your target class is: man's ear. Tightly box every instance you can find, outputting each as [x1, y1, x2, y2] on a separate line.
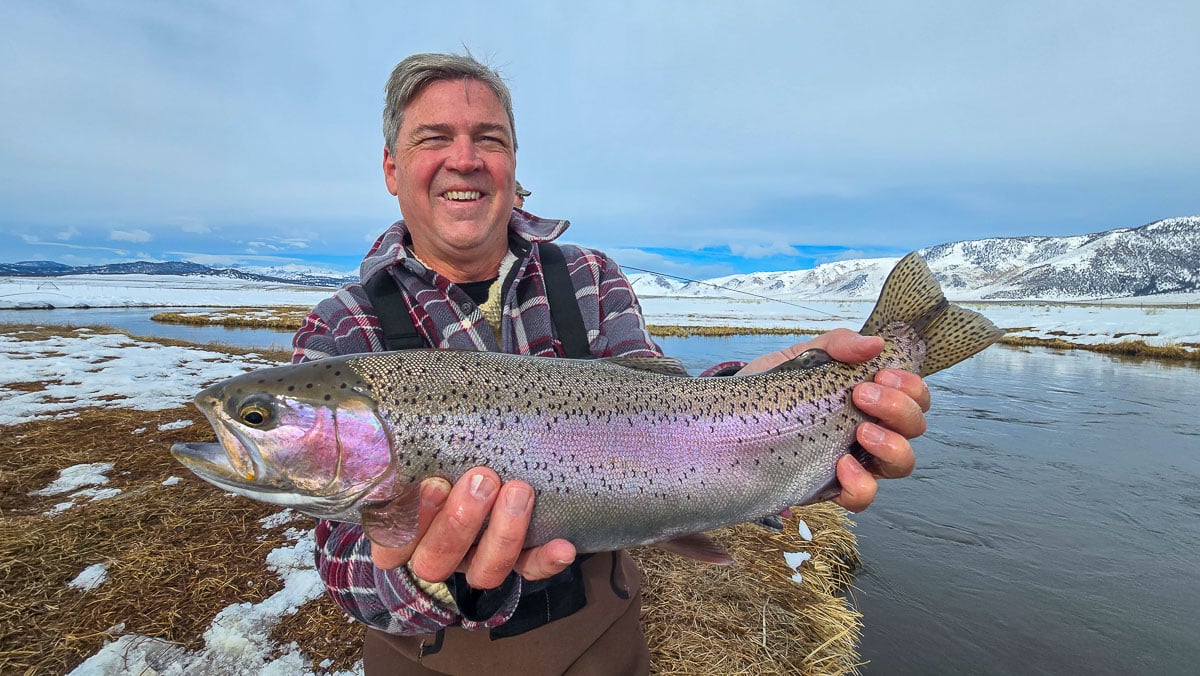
[383, 146, 399, 196]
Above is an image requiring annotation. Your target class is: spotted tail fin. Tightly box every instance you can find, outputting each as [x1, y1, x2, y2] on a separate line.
[861, 252, 1005, 376]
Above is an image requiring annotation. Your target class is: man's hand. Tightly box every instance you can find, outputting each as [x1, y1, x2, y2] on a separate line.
[739, 328, 928, 512]
[369, 468, 577, 589]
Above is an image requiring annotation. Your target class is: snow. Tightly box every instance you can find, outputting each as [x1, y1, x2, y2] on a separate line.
[0, 274, 333, 310]
[69, 563, 110, 592]
[157, 419, 194, 431]
[67, 512, 342, 676]
[635, 296, 1200, 351]
[782, 550, 813, 586]
[31, 462, 113, 496]
[797, 520, 813, 542]
[0, 329, 277, 425]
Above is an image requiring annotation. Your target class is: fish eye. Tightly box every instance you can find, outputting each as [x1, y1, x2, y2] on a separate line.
[239, 403, 272, 427]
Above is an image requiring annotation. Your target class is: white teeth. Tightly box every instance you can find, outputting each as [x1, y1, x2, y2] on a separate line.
[443, 190, 482, 201]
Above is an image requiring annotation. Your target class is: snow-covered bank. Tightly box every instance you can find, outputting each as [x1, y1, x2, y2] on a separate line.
[2, 273, 1196, 351]
[0, 274, 333, 310]
[638, 297, 1200, 351]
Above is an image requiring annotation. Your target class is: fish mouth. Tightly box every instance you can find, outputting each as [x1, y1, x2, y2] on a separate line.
[171, 441, 359, 517]
[170, 441, 283, 493]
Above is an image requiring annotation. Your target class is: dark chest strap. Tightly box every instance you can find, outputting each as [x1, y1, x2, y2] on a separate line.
[362, 242, 591, 358]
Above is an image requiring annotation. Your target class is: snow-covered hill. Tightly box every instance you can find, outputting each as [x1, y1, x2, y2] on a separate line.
[644, 216, 1200, 301]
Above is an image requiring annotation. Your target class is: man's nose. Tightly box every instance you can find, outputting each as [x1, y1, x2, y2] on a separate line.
[445, 136, 484, 172]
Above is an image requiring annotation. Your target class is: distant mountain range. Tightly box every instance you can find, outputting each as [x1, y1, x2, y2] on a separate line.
[0, 260, 358, 288]
[628, 216, 1200, 301]
[4, 216, 1197, 300]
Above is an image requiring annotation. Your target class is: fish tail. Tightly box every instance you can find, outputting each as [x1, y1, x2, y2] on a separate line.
[860, 252, 1005, 376]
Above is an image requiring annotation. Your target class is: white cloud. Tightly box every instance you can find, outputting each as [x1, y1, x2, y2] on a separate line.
[109, 229, 152, 243]
[176, 219, 211, 234]
[728, 241, 803, 259]
[56, 226, 80, 241]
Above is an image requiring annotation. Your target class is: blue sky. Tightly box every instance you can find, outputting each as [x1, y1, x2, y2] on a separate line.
[2, 1, 1197, 279]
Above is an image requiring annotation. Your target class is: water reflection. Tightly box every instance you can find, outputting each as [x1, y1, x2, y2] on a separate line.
[0, 306, 296, 353]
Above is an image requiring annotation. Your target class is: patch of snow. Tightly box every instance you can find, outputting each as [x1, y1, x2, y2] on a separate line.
[797, 519, 813, 541]
[0, 330, 277, 425]
[69, 527, 336, 676]
[31, 462, 113, 496]
[158, 419, 194, 431]
[69, 563, 110, 591]
[162, 476, 182, 486]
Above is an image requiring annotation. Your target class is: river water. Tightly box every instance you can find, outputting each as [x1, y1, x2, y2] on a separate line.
[3, 308, 1197, 674]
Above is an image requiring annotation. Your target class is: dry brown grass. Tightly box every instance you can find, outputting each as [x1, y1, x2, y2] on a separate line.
[0, 406, 299, 674]
[647, 325, 821, 339]
[633, 504, 862, 675]
[151, 308, 312, 332]
[998, 335, 1200, 362]
[1, 405, 864, 675]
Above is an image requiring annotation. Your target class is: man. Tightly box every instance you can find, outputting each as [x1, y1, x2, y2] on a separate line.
[292, 53, 928, 675]
[514, 180, 531, 209]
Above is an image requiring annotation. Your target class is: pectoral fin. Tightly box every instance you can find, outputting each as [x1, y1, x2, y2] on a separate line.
[654, 533, 734, 565]
[360, 482, 422, 549]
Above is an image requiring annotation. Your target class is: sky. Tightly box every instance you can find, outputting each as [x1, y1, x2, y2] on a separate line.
[2, 1, 1198, 279]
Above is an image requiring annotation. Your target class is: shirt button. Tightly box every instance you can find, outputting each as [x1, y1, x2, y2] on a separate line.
[460, 302, 472, 312]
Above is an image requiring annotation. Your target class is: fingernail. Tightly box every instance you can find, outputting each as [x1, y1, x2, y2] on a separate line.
[877, 371, 902, 389]
[504, 486, 532, 515]
[860, 422, 885, 445]
[421, 479, 450, 509]
[470, 473, 496, 500]
[858, 382, 881, 403]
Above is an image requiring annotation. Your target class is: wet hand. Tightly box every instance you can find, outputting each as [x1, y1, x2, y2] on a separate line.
[369, 468, 576, 589]
[740, 328, 929, 512]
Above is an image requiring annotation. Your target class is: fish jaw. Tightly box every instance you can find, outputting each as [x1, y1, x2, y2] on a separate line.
[172, 367, 395, 520]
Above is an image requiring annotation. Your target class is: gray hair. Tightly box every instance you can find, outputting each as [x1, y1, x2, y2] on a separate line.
[382, 52, 517, 153]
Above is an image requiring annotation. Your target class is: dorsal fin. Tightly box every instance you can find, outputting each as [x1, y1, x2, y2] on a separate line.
[603, 355, 691, 377]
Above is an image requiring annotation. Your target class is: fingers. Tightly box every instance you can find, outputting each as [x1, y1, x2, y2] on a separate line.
[514, 539, 577, 582]
[370, 476, 450, 569]
[854, 377, 927, 439]
[811, 328, 885, 364]
[832, 455, 877, 512]
[875, 368, 930, 412]
[403, 469, 572, 590]
[464, 481, 536, 589]
[409, 468, 502, 583]
[856, 421, 916, 479]
[738, 328, 883, 376]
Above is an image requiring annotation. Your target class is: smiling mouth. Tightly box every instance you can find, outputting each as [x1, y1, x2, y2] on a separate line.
[442, 190, 483, 201]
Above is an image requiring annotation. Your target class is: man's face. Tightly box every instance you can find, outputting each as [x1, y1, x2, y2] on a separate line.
[384, 78, 516, 263]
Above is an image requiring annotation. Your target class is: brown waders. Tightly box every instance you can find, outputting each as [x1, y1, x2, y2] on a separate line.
[363, 551, 650, 675]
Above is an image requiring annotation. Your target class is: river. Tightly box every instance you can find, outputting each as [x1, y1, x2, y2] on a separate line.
[3, 307, 1197, 674]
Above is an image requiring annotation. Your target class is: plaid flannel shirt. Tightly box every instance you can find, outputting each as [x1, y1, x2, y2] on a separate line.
[292, 210, 665, 635]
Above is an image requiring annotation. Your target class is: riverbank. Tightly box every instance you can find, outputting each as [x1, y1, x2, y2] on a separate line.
[145, 305, 1200, 363]
[1, 325, 863, 675]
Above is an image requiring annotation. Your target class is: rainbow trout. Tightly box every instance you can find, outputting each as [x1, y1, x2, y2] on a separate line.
[172, 252, 1002, 562]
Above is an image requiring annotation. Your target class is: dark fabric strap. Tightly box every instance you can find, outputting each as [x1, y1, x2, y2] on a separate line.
[362, 271, 427, 351]
[538, 243, 591, 358]
[361, 243, 591, 358]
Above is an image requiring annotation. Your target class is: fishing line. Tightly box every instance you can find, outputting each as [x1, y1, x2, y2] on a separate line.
[619, 264, 840, 317]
